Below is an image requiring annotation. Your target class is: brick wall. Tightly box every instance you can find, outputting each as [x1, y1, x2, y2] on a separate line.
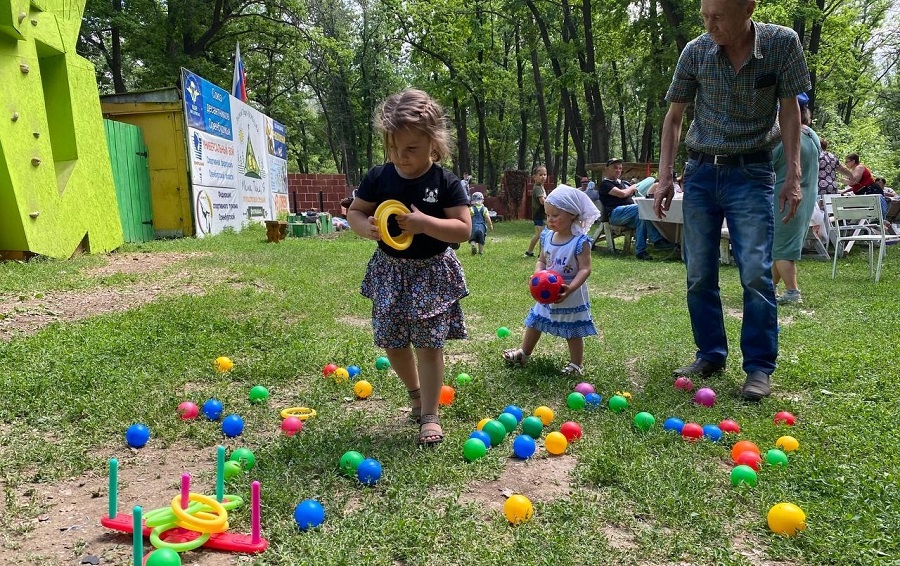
[287, 174, 351, 216]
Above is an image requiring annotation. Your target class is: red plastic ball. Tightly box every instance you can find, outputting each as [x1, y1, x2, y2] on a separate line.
[529, 270, 564, 304]
[735, 450, 762, 471]
[774, 411, 796, 426]
[322, 363, 338, 377]
[674, 376, 694, 391]
[681, 422, 704, 441]
[718, 419, 741, 434]
[559, 421, 583, 441]
[281, 416, 303, 437]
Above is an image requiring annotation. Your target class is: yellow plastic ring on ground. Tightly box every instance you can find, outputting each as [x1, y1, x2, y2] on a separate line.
[170, 493, 228, 533]
[374, 199, 413, 250]
[280, 407, 317, 421]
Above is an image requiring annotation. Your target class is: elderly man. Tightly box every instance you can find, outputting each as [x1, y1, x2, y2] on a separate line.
[653, 0, 811, 400]
[598, 158, 673, 260]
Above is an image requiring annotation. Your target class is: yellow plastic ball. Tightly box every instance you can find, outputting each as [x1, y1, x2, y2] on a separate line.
[615, 390, 632, 401]
[503, 494, 534, 525]
[476, 418, 492, 431]
[332, 367, 349, 382]
[544, 431, 568, 455]
[767, 502, 807, 537]
[776, 435, 800, 452]
[214, 356, 234, 373]
[353, 380, 373, 399]
[533, 406, 555, 426]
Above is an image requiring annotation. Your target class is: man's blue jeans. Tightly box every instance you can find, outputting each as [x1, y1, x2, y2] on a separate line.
[609, 204, 664, 255]
[682, 158, 778, 375]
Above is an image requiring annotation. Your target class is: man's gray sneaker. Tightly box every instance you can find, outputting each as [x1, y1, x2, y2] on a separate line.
[776, 289, 802, 305]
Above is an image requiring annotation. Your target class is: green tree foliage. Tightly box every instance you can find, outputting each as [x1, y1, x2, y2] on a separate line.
[80, 0, 900, 189]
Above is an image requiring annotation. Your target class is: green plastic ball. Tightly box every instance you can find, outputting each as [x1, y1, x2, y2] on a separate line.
[339, 450, 365, 476]
[482, 420, 507, 446]
[223, 460, 242, 480]
[497, 412, 518, 433]
[462, 438, 487, 462]
[496, 327, 510, 338]
[375, 356, 391, 370]
[608, 395, 629, 413]
[633, 411, 656, 431]
[566, 392, 586, 410]
[765, 448, 789, 467]
[229, 447, 256, 471]
[730, 464, 758, 487]
[145, 548, 182, 566]
[521, 416, 544, 438]
[249, 385, 269, 403]
[456, 373, 472, 386]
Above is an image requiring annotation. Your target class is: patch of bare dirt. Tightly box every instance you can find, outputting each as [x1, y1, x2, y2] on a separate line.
[458, 454, 577, 515]
[596, 284, 661, 302]
[0, 443, 254, 565]
[0, 253, 245, 340]
[335, 314, 370, 328]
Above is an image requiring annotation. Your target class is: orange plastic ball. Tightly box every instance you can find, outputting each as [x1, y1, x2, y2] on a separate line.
[439, 385, 455, 406]
[731, 440, 760, 462]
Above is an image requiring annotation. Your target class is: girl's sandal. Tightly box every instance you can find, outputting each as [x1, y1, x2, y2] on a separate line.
[408, 388, 422, 423]
[502, 348, 529, 367]
[418, 414, 444, 447]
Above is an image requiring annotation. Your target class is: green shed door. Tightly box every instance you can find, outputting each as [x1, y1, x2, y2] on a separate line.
[104, 119, 154, 242]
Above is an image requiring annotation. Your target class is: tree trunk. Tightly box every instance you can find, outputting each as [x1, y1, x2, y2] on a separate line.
[515, 25, 528, 171]
[526, 0, 585, 176]
[453, 98, 471, 178]
[529, 45, 552, 171]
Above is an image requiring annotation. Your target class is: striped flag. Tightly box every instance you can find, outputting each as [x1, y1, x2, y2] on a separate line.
[232, 42, 248, 102]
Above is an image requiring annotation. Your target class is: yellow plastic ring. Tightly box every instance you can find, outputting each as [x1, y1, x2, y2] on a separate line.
[170, 493, 228, 533]
[146, 494, 243, 528]
[280, 407, 317, 421]
[374, 199, 413, 250]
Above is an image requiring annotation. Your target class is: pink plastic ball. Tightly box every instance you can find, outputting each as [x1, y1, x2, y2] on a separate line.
[674, 376, 694, 391]
[281, 416, 304, 437]
[693, 387, 716, 407]
[177, 401, 199, 420]
[574, 382, 595, 395]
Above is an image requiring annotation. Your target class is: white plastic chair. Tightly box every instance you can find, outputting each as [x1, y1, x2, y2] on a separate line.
[830, 195, 898, 283]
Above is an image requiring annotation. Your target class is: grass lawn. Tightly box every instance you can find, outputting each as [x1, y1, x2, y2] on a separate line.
[0, 221, 897, 565]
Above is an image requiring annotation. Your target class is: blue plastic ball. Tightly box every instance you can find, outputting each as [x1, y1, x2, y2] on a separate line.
[347, 365, 361, 378]
[502, 405, 524, 423]
[294, 499, 325, 530]
[202, 399, 223, 420]
[357, 458, 382, 486]
[663, 417, 685, 433]
[585, 392, 602, 408]
[469, 430, 492, 448]
[512, 434, 536, 459]
[702, 424, 723, 442]
[221, 414, 244, 437]
[125, 423, 150, 448]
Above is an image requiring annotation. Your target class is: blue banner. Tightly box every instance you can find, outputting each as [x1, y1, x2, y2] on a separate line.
[181, 68, 233, 141]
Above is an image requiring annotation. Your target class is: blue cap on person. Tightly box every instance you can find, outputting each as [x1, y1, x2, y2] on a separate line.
[797, 92, 809, 107]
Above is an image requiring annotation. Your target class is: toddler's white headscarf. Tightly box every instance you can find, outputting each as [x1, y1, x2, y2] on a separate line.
[545, 185, 601, 235]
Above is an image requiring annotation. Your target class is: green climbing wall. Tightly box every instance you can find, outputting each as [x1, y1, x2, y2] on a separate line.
[0, 0, 123, 258]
